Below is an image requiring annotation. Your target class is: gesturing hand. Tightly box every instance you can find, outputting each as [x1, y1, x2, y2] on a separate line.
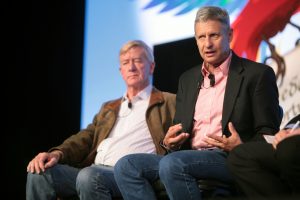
[205, 122, 242, 151]
[163, 124, 189, 150]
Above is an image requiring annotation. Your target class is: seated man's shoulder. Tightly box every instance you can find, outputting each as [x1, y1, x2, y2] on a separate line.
[105, 97, 122, 104]
[152, 87, 176, 99]
[242, 58, 270, 71]
[101, 98, 122, 109]
[160, 91, 176, 104]
[162, 91, 176, 98]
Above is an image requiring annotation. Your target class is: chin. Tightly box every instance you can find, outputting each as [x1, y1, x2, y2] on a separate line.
[204, 58, 218, 64]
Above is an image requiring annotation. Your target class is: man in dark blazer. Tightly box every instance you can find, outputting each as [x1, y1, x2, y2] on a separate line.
[174, 51, 280, 147]
[228, 114, 300, 200]
[114, 6, 281, 200]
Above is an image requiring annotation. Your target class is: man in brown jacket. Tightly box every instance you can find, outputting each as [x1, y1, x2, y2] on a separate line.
[26, 40, 176, 200]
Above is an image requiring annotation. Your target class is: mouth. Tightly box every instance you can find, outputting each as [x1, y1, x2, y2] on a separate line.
[205, 51, 215, 57]
[128, 74, 138, 79]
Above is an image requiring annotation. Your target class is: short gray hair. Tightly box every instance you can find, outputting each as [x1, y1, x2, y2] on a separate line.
[195, 6, 230, 30]
[119, 40, 154, 63]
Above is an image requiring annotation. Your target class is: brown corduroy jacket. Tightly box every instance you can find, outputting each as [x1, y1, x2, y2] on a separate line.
[49, 87, 176, 168]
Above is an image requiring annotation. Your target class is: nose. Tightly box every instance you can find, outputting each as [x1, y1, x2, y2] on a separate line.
[204, 37, 213, 48]
[128, 60, 136, 71]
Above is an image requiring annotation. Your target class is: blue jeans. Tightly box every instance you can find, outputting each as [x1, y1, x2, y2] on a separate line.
[114, 153, 163, 200]
[26, 164, 121, 200]
[114, 149, 233, 200]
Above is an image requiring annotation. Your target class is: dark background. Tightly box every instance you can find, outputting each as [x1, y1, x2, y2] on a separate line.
[9, 1, 201, 199]
[10, 1, 85, 198]
[153, 38, 202, 93]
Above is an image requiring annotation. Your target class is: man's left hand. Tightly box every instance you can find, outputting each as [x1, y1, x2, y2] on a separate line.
[205, 122, 242, 151]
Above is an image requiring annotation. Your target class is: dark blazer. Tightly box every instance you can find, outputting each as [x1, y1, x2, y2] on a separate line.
[174, 51, 281, 149]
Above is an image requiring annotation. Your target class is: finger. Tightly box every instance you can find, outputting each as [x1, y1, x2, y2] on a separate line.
[44, 159, 55, 169]
[38, 158, 46, 172]
[208, 135, 224, 142]
[168, 123, 182, 131]
[27, 161, 32, 173]
[172, 124, 183, 134]
[29, 159, 38, 174]
[213, 141, 224, 149]
[274, 134, 283, 144]
[168, 137, 181, 147]
[272, 139, 278, 149]
[228, 122, 237, 136]
[33, 157, 42, 174]
[273, 134, 282, 149]
[173, 132, 189, 144]
[166, 133, 188, 149]
[165, 125, 184, 143]
[205, 137, 221, 146]
[166, 125, 181, 137]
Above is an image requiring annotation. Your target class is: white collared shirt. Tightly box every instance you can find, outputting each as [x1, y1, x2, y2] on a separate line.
[94, 84, 156, 166]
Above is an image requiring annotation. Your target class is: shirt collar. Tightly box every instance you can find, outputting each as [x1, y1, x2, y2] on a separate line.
[123, 84, 152, 102]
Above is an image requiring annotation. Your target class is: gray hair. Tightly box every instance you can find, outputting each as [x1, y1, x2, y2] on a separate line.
[195, 6, 230, 31]
[119, 40, 154, 63]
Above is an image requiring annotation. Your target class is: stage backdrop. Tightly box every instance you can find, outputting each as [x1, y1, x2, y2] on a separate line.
[81, 0, 300, 128]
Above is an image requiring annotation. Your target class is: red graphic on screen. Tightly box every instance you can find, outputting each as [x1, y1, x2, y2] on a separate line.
[231, 0, 300, 61]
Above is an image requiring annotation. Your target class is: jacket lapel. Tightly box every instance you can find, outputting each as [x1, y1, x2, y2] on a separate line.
[222, 53, 244, 133]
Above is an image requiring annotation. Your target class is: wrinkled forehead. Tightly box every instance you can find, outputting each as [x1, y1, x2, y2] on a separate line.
[195, 19, 230, 34]
[120, 45, 144, 56]
[120, 46, 146, 60]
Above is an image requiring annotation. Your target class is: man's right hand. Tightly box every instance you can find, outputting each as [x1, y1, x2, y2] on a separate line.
[26, 151, 62, 174]
[272, 128, 300, 149]
[163, 124, 189, 150]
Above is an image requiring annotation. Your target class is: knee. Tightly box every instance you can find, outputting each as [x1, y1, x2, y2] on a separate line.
[115, 153, 160, 183]
[26, 170, 55, 195]
[76, 166, 114, 196]
[27, 171, 48, 185]
[116, 153, 155, 174]
[114, 154, 140, 177]
[26, 171, 56, 199]
[114, 155, 138, 186]
[115, 155, 133, 174]
[116, 154, 155, 181]
[76, 167, 97, 189]
[159, 154, 181, 180]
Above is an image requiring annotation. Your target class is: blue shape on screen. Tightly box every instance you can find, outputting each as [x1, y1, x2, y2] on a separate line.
[142, 0, 248, 16]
